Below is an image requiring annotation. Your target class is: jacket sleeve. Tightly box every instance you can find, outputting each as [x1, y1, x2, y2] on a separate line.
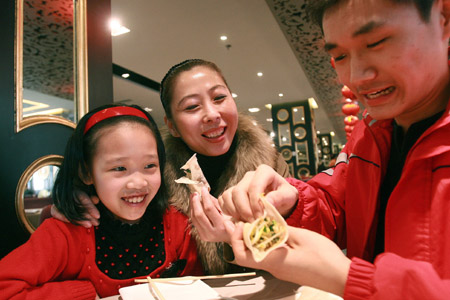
[284, 146, 351, 248]
[344, 254, 450, 300]
[0, 220, 97, 300]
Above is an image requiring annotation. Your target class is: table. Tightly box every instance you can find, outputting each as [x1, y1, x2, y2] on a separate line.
[101, 271, 342, 300]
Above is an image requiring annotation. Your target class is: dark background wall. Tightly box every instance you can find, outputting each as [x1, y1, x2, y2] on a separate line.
[0, 0, 113, 258]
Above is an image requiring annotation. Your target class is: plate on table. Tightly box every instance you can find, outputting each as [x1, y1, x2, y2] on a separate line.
[119, 279, 221, 300]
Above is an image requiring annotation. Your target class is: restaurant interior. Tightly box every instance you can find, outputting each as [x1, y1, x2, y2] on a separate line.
[0, 1, 360, 292]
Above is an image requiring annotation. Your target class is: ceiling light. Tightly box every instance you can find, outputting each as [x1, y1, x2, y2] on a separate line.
[121, 73, 130, 78]
[232, 93, 238, 98]
[278, 93, 284, 97]
[317, 130, 321, 134]
[266, 118, 273, 122]
[330, 131, 335, 136]
[308, 97, 319, 109]
[220, 35, 228, 41]
[248, 107, 260, 113]
[265, 104, 272, 110]
[110, 19, 130, 36]
[144, 107, 153, 112]
[257, 72, 263, 77]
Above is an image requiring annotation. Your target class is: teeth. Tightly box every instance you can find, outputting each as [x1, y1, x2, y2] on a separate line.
[123, 196, 144, 203]
[366, 86, 395, 99]
[205, 128, 224, 138]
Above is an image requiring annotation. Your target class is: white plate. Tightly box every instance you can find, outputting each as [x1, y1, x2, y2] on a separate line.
[119, 280, 221, 300]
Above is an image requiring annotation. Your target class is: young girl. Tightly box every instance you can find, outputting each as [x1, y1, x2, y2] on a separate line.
[0, 104, 203, 299]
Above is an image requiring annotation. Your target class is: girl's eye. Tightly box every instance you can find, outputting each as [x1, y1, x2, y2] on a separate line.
[367, 38, 387, 48]
[184, 104, 198, 111]
[112, 166, 126, 171]
[145, 164, 157, 169]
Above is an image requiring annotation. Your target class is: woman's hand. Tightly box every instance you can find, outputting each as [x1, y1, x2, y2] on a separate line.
[225, 223, 351, 297]
[51, 190, 100, 228]
[219, 164, 298, 222]
[190, 187, 232, 243]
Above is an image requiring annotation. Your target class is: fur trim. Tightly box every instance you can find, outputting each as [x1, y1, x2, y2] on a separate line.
[163, 113, 283, 274]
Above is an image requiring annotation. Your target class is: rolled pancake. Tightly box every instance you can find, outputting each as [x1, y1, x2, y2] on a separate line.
[174, 153, 210, 195]
[243, 197, 288, 262]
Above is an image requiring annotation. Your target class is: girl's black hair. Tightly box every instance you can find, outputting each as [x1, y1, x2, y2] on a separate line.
[52, 103, 168, 222]
[160, 59, 230, 119]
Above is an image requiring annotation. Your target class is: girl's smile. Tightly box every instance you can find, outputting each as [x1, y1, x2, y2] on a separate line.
[87, 122, 161, 224]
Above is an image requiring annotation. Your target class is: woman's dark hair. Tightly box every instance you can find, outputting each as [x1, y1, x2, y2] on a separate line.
[160, 59, 230, 119]
[307, 0, 436, 30]
[52, 104, 168, 222]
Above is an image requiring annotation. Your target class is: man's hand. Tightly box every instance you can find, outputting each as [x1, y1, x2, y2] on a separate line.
[190, 187, 232, 243]
[219, 164, 298, 222]
[51, 190, 100, 228]
[225, 223, 351, 297]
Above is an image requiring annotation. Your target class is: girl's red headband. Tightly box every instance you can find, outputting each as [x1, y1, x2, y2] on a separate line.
[84, 106, 149, 134]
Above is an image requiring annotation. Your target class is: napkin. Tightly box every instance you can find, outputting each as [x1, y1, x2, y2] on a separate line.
[119, 280, 221, 300]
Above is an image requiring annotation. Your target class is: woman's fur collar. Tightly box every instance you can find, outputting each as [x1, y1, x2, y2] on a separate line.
[163, 113, 279, 274]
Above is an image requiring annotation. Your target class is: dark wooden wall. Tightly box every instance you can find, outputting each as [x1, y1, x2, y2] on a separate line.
[0, 0, 113, 258]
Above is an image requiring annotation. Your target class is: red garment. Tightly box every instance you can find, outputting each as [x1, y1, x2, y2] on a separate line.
[286, 100, 450, 299]
[0, 206, 203, 300]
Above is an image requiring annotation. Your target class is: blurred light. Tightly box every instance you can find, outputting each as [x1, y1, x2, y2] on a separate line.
[144, 107, 153, 112]
[265, 104, 272, 110]
[121, 73, 130, 78]
[308, 97, 319, 109]
[266, 118, 273, 122]
[317, 130, 321, 134]
[220, 35, 228, 41]
[232, 93, 238, 98]
[257, 72, 263, 77]
[293, 108, 298, 112]
[345, 98, 353, 103]
[278, 93, 284, 97]
[248, 107, 260, 113]
[270, 132, 275, 138]
[110, 19, 130, 36]
[330, 131, 335, 136]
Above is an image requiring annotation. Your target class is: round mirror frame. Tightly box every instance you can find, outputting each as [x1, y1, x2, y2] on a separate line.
[277, 109, 289, 122]
[15, 154, 63, 233]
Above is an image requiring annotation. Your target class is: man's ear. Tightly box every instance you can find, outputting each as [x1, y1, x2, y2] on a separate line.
[440, 0, 450, 37]
[164, 116, 181, 137]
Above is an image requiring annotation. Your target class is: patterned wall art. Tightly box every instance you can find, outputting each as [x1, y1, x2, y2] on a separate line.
[23, 0, 75, 101]
[266, 0, 347, 143]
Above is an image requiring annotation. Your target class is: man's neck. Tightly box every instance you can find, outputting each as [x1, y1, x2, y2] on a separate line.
[395, 77, 450, 132]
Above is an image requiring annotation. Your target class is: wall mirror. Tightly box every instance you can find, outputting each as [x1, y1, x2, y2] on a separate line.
[15, 0, 88, 132]
[16, 155, 63, 233]
[292, 106, 305, 125]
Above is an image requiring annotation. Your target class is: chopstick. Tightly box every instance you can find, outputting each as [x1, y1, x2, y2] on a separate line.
[135, 272, 257, 283]
[147, 276, 166, 300]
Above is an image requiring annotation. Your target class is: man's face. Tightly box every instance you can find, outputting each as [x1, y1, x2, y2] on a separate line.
[323, 0, 450, 127]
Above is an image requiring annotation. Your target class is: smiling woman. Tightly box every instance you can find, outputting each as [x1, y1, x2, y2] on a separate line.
[158, 59, 290, 274]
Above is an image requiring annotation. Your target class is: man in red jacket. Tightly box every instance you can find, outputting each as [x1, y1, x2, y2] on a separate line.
[217, 0, 450, 299]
